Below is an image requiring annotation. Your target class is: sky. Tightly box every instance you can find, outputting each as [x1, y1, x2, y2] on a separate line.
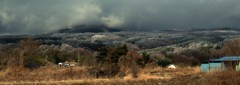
[0, 0, 240, 34]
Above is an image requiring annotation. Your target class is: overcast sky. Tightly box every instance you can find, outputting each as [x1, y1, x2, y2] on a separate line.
[0, 0, 240, 34]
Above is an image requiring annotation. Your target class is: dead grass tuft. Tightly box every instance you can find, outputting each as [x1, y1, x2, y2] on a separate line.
[201, 71, 240, 85]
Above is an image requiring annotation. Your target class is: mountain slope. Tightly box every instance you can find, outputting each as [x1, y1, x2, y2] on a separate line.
[57, 25, 122, 33]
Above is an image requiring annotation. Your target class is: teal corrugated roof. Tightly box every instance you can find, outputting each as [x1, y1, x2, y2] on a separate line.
[211, 56, 240, 61]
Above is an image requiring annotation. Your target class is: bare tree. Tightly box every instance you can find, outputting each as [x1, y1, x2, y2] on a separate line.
[18, 38, 41, 68]
[222, 39, 240, 56]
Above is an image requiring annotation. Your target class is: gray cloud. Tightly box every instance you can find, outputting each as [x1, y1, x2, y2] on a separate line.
[0, 0, 240, 34]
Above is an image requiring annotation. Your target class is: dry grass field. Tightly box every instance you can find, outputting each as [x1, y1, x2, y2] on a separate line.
[0, 65, 240, 85]
[0, 66, 200, 85]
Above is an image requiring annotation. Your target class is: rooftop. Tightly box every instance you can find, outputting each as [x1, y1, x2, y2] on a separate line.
[210, 56, 240, 62]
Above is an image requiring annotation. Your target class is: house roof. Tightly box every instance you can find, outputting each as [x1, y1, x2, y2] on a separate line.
[210, 56, 240, 62]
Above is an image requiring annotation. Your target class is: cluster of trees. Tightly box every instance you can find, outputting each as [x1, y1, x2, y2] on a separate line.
[210, 39, 240, 58]
[163, 39, 240, 67]
[0, 38, 173, 78]
[0, 38, 95, 69]
[1, 38, 240, 78]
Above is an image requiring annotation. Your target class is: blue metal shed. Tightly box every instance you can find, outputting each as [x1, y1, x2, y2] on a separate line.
[201, 56, 240, 72]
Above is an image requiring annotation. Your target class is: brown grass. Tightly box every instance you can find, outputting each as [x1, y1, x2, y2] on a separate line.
[0, 66, 90, 82]
[1, 66, 240, 85]
[201, 71, 240, 85]
[0, 65, 176, 84]
[168, 68, 240, 85]
[1, 79, 166, 85]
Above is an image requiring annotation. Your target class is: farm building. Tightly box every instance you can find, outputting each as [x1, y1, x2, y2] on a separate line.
[201, 56, 240, 72]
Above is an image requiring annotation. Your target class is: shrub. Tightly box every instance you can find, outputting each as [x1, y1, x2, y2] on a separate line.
[222, 39, 240, 56]
[74, 48, 95, 66]
[157, 57, 172, 67]
[96, 46, 109, 64]
[24, 56, 47, 68]
[118, 51, 141, 78]
[45, 48, 69, 64]
[93, 44, 128, 78]
[88, 64, 120, 78]
[131, 64, 139, 78]
[54, 54, 68, 64]
[180, 49, 210, 62]
[136, 51, 151, 68]
[167, 54, 201, 66]
[110, 44, 128, 63]
[96, 44, 128, 64]
[17, 38, 41, 68]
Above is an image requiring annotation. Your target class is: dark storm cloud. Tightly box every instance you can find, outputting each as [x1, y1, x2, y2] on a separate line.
[0, 0, 240, 34]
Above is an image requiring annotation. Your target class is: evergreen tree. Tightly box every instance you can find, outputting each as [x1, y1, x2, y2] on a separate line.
[96, 44, 128, 64]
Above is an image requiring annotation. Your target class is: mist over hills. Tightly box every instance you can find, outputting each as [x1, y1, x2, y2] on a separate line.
[57, 25, 122, 33]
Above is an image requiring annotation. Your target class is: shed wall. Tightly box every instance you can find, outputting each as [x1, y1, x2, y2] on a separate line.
[201, 64, 209, 72]
[201, 62, 226, 72]
[236, 62, 240, 71]
[209, 62, 222, 72]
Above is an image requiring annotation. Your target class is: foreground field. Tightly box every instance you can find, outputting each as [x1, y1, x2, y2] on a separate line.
[1, 79, 171, 85]
[1, 66, 240, 85]
[0, 66, 201, 85]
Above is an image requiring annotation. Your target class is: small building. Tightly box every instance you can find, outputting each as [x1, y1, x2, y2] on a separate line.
[201, 56, 240, 72]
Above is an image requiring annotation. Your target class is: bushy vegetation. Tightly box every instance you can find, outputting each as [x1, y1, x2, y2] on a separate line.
[91, 44, 129, 78]
[0, 38, 212, 71]
[0, 38, 95, 69]
[157, 57, 173, 67]
[208, 39, 240, 60]
[2, 38, 240, 84]
[136, 51, 151, 68]
[96, 44, 128, 64]
[165, 48, 211, 66]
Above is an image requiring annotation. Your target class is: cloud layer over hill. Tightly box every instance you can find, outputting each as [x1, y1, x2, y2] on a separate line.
[0, 0, 240, 34]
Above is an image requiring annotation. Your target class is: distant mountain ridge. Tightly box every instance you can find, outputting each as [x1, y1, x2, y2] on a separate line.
[57, 25, 122, 33]
[190, 27, 240, 31]
[1, 27, 240, 51]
